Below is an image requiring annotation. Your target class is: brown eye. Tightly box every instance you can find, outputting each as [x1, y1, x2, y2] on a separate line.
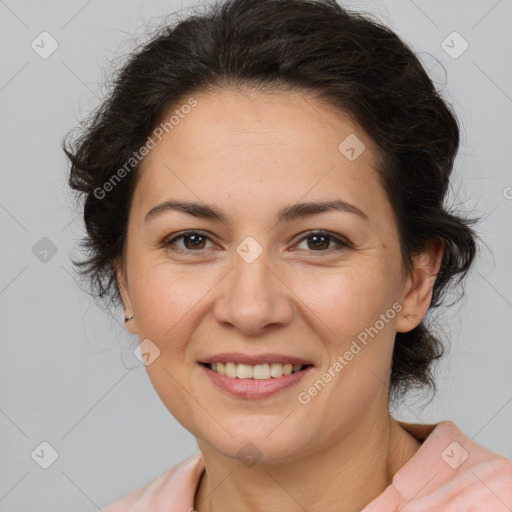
[295, 230, 350, 253]
[306, 234, 330, 250]
[163, 229, 350, 255]
[182, 234, 207, 250]
[164, 231, 214, 252]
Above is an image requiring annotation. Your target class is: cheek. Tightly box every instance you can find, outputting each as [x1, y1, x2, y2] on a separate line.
[290, 262, 398, 340]
[129, 257, 224, 343]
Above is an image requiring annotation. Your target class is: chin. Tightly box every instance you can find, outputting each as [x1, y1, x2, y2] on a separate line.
[198, 426, 311, 466]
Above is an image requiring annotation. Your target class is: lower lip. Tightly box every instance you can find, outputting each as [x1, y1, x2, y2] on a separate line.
[199, 364, 314, 399]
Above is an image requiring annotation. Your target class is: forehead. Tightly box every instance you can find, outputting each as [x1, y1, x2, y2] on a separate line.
[132, 88, 390, 225]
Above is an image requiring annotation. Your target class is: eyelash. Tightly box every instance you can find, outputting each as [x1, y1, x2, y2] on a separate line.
[162, 230, 351, 255]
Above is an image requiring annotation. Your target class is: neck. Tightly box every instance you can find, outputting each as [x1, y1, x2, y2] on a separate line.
[194, 412, 421, 512]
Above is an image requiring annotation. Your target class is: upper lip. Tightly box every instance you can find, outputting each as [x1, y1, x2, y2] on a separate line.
[198, 352, 314, 366]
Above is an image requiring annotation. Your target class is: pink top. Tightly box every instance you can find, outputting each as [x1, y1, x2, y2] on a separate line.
[102, 421, 512, 511]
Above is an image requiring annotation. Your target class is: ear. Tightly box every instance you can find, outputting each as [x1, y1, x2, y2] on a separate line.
[395, 239, 444, 333]
[115, 260, 138, 335]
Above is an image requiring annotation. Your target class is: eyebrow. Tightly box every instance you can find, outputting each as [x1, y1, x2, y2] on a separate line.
[144, 198, 369, 224]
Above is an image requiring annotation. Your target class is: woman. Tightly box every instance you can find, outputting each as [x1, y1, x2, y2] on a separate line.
[63, 0, 512, 510]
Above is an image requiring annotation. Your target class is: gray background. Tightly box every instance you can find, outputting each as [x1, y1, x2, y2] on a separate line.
[1, 0, 511, 510]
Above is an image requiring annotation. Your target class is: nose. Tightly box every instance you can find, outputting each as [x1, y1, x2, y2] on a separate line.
[212, 244, 294, 336]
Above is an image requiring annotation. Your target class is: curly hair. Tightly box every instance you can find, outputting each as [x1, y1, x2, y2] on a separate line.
[63, 0, 479, 403]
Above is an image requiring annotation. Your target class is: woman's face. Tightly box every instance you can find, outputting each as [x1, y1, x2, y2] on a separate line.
[117, 88, 434, 462]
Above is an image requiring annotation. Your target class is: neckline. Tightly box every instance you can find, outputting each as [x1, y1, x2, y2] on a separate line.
[191, 421, 445, 511]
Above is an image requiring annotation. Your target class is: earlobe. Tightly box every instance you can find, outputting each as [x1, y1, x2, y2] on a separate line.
[115, 260, 138, 335]
[395, 239, 444, 333]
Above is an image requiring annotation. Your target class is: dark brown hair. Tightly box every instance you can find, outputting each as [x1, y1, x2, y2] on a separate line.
[63, 0, 479, 403]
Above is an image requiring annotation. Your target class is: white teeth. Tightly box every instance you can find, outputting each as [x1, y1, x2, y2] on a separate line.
[253, 364, 271, 380]
[207, 362, 305, 379]
[236, 363, 253, 379]
[225, 362, 237, 378]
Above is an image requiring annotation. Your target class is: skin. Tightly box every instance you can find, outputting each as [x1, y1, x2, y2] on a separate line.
[116, 88, 444, 512]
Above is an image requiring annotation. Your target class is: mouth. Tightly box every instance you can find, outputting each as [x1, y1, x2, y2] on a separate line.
[201, 361, 314, 380]
[199, 360, 315, 399]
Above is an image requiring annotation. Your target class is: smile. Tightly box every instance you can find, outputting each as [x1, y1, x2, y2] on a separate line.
[204, 362, 310, 379]
[200, 362, 314, 399]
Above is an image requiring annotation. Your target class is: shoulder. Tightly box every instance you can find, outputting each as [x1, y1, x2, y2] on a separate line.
[395, 420, 512, 511]
[101, 452, 204, 512]
[408, 457, 512, 511]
